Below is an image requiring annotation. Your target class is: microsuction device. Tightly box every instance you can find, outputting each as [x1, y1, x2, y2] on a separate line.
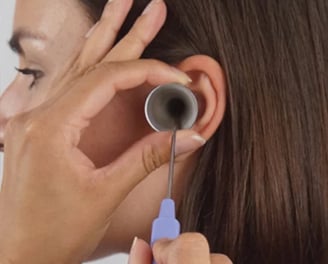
[144, 83, 198, 263]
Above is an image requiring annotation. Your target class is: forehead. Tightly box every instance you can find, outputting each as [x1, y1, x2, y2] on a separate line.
[14, 0, 90, 42]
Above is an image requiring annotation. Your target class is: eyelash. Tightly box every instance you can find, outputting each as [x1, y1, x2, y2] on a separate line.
[15, 67, 44, 89]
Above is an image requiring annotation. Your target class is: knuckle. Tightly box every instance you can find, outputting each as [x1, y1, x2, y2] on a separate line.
[213, 254, 233, 264]
[107, 23, 120, 38]
[70, 63, 84, 78]
[144, 58, 164, 67]
[88, 61, 115, 75]
[5, 112, 50, 145]
[83, 63, 98, 76]
[142, 59, 170, 75]
[172, 233, 210, 256]
[125, 33, 148, 50]
[71, 55, 89, 75]
[223, 256, 233, 264]
[21, 117, 46, 142]
[177, 233, 210, 249]
[142, 143, 165, 174]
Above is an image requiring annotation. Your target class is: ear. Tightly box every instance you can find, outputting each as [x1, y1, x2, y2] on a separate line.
[175, 55, 227, 140]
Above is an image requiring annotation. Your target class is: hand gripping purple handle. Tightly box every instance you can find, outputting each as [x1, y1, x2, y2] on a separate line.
[151, 198, 181, 264]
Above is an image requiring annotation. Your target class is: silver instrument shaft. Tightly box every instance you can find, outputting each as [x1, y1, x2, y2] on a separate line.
[167, 128, 177, 199]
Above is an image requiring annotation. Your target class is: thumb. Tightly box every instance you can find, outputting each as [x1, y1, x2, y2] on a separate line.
[128, 237, 152, 264]
[211, 254, 234, 264]
[96, 130, 206, 203]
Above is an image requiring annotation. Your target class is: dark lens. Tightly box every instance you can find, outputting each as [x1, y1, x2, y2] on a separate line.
[166, 98, 186, 120]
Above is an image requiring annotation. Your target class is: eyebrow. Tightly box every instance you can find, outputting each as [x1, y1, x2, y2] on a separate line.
[8, 29, 47, 55]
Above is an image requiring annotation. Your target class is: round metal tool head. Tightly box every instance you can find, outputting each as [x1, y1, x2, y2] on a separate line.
[145, 83, 199, 131]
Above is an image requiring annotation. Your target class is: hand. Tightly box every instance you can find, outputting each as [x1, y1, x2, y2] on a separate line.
[0, 0, 204, 263]
[128, 233, 233, 264]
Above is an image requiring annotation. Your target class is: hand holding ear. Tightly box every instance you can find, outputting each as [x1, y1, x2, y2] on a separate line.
[0, 0, 205, 263]
[128, 233, 233, 264]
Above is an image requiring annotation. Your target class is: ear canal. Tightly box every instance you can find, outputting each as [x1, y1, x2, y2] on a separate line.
[144, 83, 199, 131]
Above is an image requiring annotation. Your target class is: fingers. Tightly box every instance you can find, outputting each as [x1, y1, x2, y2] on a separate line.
[211, 254, 234, 264]
[51, 0, 170, 130]
[153, 233, 212, 264]
[152, 233, 233, 264]
[79, 0, 167, 68]
[128, 238, 152, 264]
[56, 0, 168, 106]
[96, 130, 205, 204]
[128, 234, 233, 264]
[53, 60, 191, 131]
[79, 0, 133, 67]
[104, 0, 167, 61]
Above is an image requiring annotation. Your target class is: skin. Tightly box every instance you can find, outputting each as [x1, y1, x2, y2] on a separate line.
[0, 0, 230, 262]
[1, 0, 175, 254]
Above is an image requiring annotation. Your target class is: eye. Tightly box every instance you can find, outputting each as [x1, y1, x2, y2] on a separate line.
[15, 67, 44, 89]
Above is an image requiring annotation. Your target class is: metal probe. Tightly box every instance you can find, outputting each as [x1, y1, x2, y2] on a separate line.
[146, 84, 199, 263]
[167, 127, 177, 198]
[151, 127, 181, 264]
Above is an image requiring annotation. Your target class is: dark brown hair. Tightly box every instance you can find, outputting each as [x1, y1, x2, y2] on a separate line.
[80, 0, 328, 263]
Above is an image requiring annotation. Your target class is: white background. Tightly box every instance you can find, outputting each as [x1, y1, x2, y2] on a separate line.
[0, 2, 128, 263]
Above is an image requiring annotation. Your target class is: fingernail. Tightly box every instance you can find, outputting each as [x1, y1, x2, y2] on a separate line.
[142, 0, 162, 15]
[85, 22, 99, 38]
[128, 237, 138, 264]
[175, 134, 206, 155]
[170, 67, 193, 84]
[131, 236, 138, 251]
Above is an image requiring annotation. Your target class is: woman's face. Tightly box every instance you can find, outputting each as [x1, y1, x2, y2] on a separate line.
[0, 0, 194, 257]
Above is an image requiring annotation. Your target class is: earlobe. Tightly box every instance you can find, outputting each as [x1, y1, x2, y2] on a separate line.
[175, 55, 227, 140]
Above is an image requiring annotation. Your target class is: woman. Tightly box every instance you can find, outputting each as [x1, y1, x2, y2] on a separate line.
[0, 0, 327, 263]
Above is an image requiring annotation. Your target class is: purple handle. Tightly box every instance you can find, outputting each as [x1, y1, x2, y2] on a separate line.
[151, 199, 181, 264]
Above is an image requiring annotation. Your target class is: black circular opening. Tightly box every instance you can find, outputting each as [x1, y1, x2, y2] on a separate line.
[166, 97, 186, 128]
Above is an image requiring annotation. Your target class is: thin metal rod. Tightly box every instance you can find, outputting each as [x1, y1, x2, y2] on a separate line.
[167, 128, 177, 199]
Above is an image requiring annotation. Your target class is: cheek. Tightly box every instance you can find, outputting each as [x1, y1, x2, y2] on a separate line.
[78, 87, 153, 168]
